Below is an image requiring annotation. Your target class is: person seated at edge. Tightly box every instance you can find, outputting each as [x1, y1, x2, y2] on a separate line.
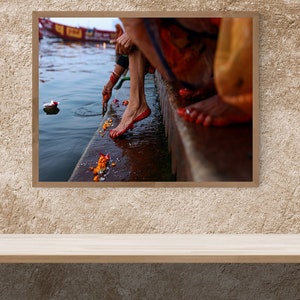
[120, 18, 253, 127]
[102, 26, 153, 139]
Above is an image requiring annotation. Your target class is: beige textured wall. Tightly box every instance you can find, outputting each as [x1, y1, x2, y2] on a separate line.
[0, 0, 299, 298]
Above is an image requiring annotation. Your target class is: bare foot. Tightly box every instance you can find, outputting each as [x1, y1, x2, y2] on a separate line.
[110, 105, 151, 138]
[177, 94, 252, 127]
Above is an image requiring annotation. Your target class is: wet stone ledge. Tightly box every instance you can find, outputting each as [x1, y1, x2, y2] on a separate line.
[69, 74, 175, 183]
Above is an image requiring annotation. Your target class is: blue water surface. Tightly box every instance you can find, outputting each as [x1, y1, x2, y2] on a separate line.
[39, 38, 115, 181]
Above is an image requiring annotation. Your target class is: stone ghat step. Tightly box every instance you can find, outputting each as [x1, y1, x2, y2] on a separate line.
[68, 74, 175, 183]
[155, 72, 253, 183]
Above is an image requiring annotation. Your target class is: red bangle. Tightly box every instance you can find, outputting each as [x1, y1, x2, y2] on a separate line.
[109, 73, 118, 85]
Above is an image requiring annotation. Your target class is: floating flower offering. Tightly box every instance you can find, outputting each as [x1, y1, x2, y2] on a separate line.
[43, 100, 60, 115]
[122, 100, 129, 106]
[43, 100, 59, 108]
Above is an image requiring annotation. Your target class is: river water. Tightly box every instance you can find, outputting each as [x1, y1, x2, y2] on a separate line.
[38, 38, 175, 182]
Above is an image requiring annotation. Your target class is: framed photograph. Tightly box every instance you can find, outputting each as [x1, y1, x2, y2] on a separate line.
[32, 11, 259, 188]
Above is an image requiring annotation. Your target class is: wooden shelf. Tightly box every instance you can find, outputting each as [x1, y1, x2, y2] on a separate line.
[1, 234, 299, 263]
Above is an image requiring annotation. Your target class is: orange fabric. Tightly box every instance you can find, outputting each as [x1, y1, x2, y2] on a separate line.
[214, 18, 253, 116]
[157, 19, 217, 89]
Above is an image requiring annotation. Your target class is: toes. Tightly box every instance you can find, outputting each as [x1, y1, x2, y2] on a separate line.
[177, 107, 194, 122]
[110, 129, 121, 139]
[188, 110, 198, 122]
[183, 110, 191, 121]
[177, 107, 185, 117]
[110, 125, 132, 139]
[109, 129, 116, 139]
[178, 107, 215, 126]
[177, 108, 189, 120]
[203, 115, 212, 126]
[178, 107, 201, 123]
[195, 113, 204, 125]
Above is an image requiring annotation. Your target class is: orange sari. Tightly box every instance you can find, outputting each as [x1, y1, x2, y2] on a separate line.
[214, 18, 253, 117]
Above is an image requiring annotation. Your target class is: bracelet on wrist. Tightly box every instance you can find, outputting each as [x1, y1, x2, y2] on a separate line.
[109, 71, 120, 85]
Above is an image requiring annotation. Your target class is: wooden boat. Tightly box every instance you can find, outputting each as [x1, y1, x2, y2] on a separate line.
[39, 28, 43, 40]
[39, 18, 117, 43]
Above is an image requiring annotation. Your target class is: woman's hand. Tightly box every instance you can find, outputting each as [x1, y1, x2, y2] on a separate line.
[102, 81, 113, 104]
[115, 32, 134, 55]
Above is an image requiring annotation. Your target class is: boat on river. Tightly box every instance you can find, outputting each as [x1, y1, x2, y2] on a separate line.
[39, 18, 117, 43]
[39, 28, 43, 39]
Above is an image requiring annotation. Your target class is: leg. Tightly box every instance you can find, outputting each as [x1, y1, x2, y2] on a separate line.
[110, 49, 151, 138]
[121, 18, 218, 90]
